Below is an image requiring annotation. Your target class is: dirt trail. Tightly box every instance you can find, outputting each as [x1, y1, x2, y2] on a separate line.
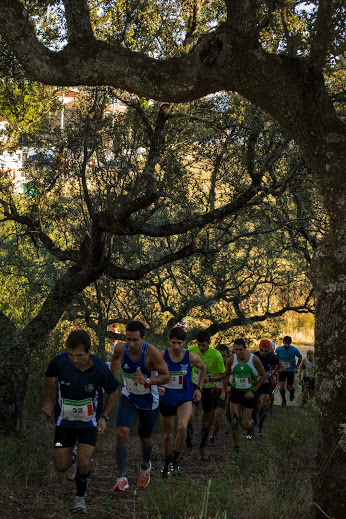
[2, 399, 305, 519]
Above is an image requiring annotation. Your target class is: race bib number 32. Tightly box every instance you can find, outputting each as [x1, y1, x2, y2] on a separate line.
[62, 398, 94, 422]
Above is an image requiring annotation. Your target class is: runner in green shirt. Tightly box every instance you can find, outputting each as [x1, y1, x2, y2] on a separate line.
[225, 338, 266, 453]
[182, 330, 225, 461]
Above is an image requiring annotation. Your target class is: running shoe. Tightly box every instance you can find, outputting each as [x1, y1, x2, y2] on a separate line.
[289, 388, 295, 401]
[246, 426, 255, 440]
[137, 461, 152, 489]
[198, 449, 207, 461]
[180, 448, 194, 461]
[160, 461, 172, 479]
[72, 496, 87, 514]
[281, 399, 287, 408]
[208, 436, 215, 447]
[113, 475, 129, 491]
[257, 424, 264, 437]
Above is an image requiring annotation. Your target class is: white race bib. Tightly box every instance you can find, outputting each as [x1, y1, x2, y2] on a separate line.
[235, 375, 251, 390]
[62, 398, 94, 422]
[164, 371, 183, 389]
[283, 361, 292, 368]
[124, 373, 150, 395]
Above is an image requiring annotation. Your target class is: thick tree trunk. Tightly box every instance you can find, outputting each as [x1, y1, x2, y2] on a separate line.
[309, 129, 346, 518]
[310, 232, 346, 519]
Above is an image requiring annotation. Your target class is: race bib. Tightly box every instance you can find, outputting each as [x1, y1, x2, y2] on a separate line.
[283, 361, 292, 368]
[164, 371, 184, 390]
[62, 398, 94, 422]
[123, 373, 150, 395]
[235, 375, 251, 390]
[192, 369, 199, 385]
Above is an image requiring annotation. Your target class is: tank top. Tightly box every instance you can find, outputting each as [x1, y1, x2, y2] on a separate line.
[121, 342, 159, 410]
[231, 353, 258, 391]
[160, 349, 194, 407]
[304, 358, 315, 378]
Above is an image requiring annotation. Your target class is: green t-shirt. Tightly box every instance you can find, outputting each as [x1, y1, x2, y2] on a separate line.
[188, 345, 225, 388]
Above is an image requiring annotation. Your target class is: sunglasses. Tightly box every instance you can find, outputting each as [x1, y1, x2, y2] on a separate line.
[259, 348, 270, 352]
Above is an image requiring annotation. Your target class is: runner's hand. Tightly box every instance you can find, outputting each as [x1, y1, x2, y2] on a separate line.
[42, 402, 53, 416]
[132, 368, 146, 385]
[192, 389, 202, 402]
[158, 386, 166, 396]
[97, 417, 107, 435]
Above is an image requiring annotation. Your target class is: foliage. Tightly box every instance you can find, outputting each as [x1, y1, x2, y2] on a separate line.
[0, 40, 58, 150]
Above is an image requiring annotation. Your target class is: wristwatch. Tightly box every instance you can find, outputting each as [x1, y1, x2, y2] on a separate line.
[145, 377, 151, 385]
[101, 414, 109, 422]
[198, 386, 203, 391]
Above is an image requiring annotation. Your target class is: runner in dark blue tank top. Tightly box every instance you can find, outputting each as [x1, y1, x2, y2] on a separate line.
[159, 327, 207, 477]
[110, 321, 170, 491]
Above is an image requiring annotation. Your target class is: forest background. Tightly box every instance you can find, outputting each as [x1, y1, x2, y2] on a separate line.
[0, 1, 344, 518]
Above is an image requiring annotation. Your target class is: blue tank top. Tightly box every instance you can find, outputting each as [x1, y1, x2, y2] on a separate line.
[159, 349, 194, 407]
[121, 342, 159, 410]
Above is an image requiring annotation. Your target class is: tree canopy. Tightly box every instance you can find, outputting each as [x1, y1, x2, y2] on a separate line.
[0, 2, 345, 518]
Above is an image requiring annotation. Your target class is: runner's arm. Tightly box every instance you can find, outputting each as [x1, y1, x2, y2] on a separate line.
[276, 359, 286, 373]
[110, 342, 125, 377]
[134, 344, 171, 386]
[252, 356, 267, 391]
[225, 355, 234, 378]
[97, 389, 118, 434]
[296, 354, 302, 369]
[42, 375, 55, 416]
[298, 360, 305, 380]
[190, 353, 207, 387]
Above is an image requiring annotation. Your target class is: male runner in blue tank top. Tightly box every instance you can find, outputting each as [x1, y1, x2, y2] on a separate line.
[43, 329, 119, 514]
[159, 326, 207, 477]
[110, 321, 170, 491]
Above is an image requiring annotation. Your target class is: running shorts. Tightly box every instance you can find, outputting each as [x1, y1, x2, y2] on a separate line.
[193, 387, 213, 414]
[279, 371, 295, 385]
[54, 426, 98, 448]
[229, 387, 257, 409]
[159, 400, 192, 417]
[116, 394, 159, 438]
[212, 390, 226, 410]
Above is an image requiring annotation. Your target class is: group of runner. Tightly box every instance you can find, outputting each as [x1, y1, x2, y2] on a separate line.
[43, 322, 315, 513]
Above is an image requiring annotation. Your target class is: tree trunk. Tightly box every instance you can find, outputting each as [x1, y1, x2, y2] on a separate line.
[0, 263, 104, 433]
[310, 234, 346, 519]
[309, 132, 346, 517]
[0, 330, 30, 433]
